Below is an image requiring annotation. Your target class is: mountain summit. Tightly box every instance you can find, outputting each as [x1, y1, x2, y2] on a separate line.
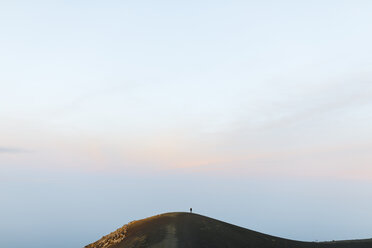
[85, 212, 372, 248]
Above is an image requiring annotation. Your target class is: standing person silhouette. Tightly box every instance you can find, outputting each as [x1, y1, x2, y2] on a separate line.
[190, 208, 192, 213]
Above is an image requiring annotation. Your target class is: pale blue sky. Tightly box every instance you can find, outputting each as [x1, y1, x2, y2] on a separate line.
[1, 1, 372, 247]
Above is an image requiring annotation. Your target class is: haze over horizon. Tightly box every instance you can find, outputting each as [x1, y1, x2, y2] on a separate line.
[1, 1, 372, 248]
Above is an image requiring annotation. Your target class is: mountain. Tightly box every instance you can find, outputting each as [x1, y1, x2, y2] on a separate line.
[85, 212, 372, 248]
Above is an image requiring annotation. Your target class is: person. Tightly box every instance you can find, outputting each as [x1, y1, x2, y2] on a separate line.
[190, 207, 192, 213]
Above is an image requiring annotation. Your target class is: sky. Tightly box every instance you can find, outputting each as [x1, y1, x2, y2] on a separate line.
[1, 0, 372, 247]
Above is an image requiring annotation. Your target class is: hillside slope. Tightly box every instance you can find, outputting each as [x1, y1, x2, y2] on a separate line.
[85, 212, 372, 248]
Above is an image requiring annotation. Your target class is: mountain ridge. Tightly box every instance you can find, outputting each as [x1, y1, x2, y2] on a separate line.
[85, 212, 372, 248]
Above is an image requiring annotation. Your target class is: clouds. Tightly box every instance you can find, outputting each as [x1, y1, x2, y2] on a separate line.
[0, 0, 372, 181]
[0, 147, 28, 153]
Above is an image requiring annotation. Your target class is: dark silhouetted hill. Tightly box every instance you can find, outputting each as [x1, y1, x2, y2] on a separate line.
[85, 212, 372, 248]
